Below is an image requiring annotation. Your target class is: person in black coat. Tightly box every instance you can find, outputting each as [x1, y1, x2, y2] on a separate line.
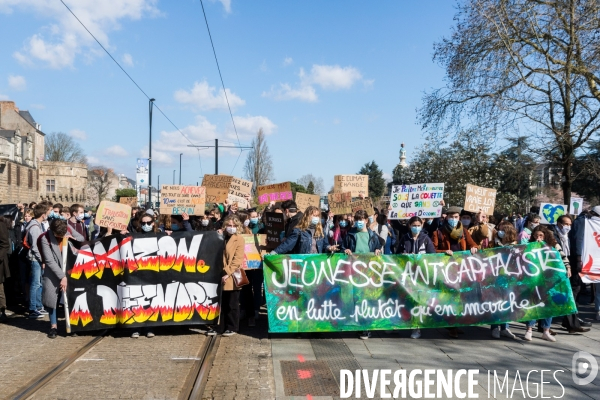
[0, 217, 10, 323]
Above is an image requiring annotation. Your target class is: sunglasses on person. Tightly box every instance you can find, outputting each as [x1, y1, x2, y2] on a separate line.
[141, 221, 153, 226]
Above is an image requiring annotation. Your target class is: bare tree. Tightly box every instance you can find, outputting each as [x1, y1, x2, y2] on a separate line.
[243, 129, 274, 195]
[297, 174, 325, 195]
[45, 132, 87, 163]
[87, 166, 117, 207]
[419, 0, 600, 206]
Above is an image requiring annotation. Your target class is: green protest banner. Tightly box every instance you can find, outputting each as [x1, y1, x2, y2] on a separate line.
[263, 242, 576, 333]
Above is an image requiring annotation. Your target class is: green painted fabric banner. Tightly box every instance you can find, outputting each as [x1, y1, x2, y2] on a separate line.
[263, 242, 577, 333]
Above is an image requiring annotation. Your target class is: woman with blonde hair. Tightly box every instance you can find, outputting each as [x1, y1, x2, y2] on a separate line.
[219, 214, 246, 336]
[271, 206, 337, 255]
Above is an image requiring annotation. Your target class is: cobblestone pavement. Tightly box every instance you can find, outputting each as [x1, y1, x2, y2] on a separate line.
[0, 311, 90, 399]
[202, 312, 275, 400]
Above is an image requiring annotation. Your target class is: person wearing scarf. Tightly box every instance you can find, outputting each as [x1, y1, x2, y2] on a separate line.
[432, 206, 479, 338]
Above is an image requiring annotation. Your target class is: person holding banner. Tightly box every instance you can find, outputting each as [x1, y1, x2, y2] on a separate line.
[219, 215, 246, 337]
[271, 206, 336, 255]
[468, 212, 496, 250]
[329, 215, 350, 251]
[39, 219, 70, 339]
[517, 214, 540, 244]
[397, 216, 436, 339]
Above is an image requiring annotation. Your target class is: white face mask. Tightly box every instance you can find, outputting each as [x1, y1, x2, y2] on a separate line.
[243, 219, 250, 227]
[226, 226, 237, 235]
[201, 220, 209, 226]
[141, 223, 153, 232]
[560, 225, 571, 234]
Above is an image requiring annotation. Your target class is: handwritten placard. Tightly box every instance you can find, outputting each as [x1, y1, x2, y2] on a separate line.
[388, 183, 445, 220]
[159, 185, 206, 215]
[351, 198, 375, 216]
[264, 212, 285, 250]
[119, 197, 138, 207]
[202, 174, 233, 204]
[463, 184, 496, 214]
[257, 182, 293, 205]
[334, 175, 368, 197]
[96, 201, 131, 231]
[328, 192, 352, 215]
[295, 192, 321, 212]
[241, 234, 268, 269]
[228, 176, 253, 209]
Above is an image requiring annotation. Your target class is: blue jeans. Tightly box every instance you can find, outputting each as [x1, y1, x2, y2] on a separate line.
[29, 260, 43, 311]
[595, 283, 600, 312]
[45, 296, 61, 326]
[491, 323, 509, 330]
[526, 318, 552, 329]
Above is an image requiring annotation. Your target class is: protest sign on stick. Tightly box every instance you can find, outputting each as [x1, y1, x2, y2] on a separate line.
[257, 182, 293, 204]
[160, 185, 206, 215]
[202, 174, 233, 203]
[539, 203, 567, 225]
[96, 201, 131, 231]
[351, 198, 375, 216]
[388, 183, 445, 220]
[119, 197, 138, 207]
[328, 192, 352, 215]
[333, 175, 368, 197]
[570, 197, 583, 215]
[463, 184, 496, 214]
[295, 192, 321, 212]
[264, 212, 285, 250]
[228, 176, 253, 209]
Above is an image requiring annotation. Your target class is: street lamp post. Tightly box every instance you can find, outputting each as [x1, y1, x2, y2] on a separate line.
[148, 98, 155, 209]
[173, 170, 176, 184]
[157, 175, 160, 207]
[179, 153, 182, 185]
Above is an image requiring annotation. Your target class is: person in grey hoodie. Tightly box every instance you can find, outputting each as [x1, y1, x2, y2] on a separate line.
[26, 204, 49, 319]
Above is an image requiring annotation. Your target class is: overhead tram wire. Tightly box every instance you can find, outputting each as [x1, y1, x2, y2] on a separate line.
[199, 0, 249, 174]
[59, 0, 204, 172]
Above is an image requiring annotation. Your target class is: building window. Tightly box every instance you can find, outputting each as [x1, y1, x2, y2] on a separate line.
[28, 169, 33, 188]
[7, 163, 11, 185]
[16, 166, 21, 186]
[46, 179, 55, 192]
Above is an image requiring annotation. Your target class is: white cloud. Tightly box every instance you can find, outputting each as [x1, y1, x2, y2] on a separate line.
[5, 0, 159, 69]
[230, 115, 277, 139]
[262, 83, 318, 102]
[8, 75, 26, 91]
[283, 57, 293, 66]
[0, 93, 9, 100]
[122, 53, 134, 67]
[382, 172, 392, 183]
[174, 80, 245, 111]
[69, 129, 87, 140]
[214, 0, 231, 13]
[302, 65, 362, 90]
[105, 145, 128, 156]
[87, 155, 101, 165]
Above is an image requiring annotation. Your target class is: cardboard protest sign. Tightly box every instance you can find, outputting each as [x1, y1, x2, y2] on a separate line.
[351, 198, 375, 216]
[539, 203, 567, 225]
[328, 192, 352, 215]
[264, 212, 285, 250]
[263, 242, 576, 332]
[241, 234, 267, 269]
[581, 218, 600, 283]
[202, 174, 233, 203]
[159, 185, 206, 216]
[96, 201, 131, 231]
[570, 197, 583, 215]
[463, 184, 496, 214]
[66, 231, 222, 332]
[295, 192, 321, 212]
[388, 183, 444, 220]
[119, 197, 138, 207]
[228, 176, 253, 209]
[257, 182, 293, 205]
[333, 175, 368, 197]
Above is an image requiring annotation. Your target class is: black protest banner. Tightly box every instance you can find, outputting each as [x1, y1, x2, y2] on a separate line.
[264, 212, 285, 250]
[66, 231, 223, 332]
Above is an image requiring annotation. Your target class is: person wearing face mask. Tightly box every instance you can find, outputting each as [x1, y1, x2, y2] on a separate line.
[196, 213, 215, 231]
[517, 214, 540, 244]
[39, 219, 72, 338]
[67, 204, 89, 242]
[247, 210, 264, 234]
[236, 212, 253, 234]
[280, 200, 303, 243]
[329, 215, 349, 251]
[468, 212, 496, 249]
[271, 206, 335, 255]
[219, 215, 246, 337]
[459, 211, 473, 230]
[212, 208, 224, 230]
[240, 210, 265, 327]
[397, 216, 436, 339]
[432, 206, 478, 338]
[25, 204, 49, 319]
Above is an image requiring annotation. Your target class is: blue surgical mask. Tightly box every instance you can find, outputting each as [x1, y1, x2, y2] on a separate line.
[368, 216, 374, 223]
[171, 224, 180, 231]
[411, 226, 422, 235]
[250, 218, 259, 225]
[426, 219, 433, 225]
[311, 217, 320, 226]
[497, 230, 505, 238]
[84, 212, 90, 219]
[447, 219, 458, 228]
[356, 221, 365, 230]
[141, 224, 153, 232]
[339, 220, 348, 228]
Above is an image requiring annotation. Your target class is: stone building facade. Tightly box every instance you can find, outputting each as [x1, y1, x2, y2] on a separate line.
[0, 101, 44, 204]
[38, 161, 88, 204]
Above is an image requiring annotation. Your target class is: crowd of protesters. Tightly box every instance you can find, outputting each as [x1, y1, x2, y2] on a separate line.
[0, 195, 598, 344]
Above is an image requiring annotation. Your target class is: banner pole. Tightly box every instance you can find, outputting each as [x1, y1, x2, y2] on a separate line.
[61, 237, 71, 334]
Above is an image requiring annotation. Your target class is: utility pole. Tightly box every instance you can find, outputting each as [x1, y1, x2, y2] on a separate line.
[187, 138, 252, 174]
[179, 153, 183, 184]
[148, 98, 155, 208]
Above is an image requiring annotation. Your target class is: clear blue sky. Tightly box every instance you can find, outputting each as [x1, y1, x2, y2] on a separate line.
[0, 0, 456, 192]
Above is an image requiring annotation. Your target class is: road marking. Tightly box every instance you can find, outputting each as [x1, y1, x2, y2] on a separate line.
[76, 358, 105, 361]
[171, 357, 201, 360]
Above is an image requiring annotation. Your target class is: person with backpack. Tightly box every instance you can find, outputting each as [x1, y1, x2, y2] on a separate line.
[25, 204, 49, 319]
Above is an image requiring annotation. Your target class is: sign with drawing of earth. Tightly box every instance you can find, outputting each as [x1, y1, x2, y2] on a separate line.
[539, 203, 567, 224]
